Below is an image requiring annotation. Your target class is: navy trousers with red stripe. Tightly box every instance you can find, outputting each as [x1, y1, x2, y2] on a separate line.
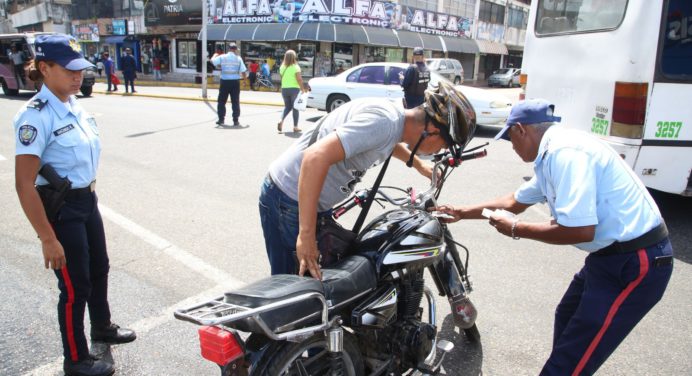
[52, 192, 111, 361]
[541, 239, 673, 376]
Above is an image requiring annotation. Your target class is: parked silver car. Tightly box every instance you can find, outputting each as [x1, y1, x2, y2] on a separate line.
[487, 68, 521, 88]
[425, 58, 464, 84]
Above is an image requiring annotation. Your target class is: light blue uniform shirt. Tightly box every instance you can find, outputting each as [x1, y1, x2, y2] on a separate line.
[211, 53, 247, 80]
[14, 85, 101, 189]
[515, 127, 662, 252]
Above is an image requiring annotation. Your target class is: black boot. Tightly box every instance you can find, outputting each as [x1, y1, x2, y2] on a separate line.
[63, 356, 114, 376]
[91, 323, 136, 344]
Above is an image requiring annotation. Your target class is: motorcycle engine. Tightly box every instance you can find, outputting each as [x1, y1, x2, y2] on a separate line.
[393, 319, 436, 368]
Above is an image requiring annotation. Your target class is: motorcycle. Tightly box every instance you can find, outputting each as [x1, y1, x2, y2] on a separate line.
[174, 145, 488, 376]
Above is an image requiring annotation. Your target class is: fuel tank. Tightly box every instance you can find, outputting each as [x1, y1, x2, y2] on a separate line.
[357, 209, 444, 270]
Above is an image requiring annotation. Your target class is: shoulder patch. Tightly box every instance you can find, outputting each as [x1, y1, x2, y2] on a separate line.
[18, 125, 38, 146]
[27, 99, 47, 111]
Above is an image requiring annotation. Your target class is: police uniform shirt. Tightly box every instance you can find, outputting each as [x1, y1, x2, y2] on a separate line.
[211, 53, 247, 80]
[514, 127, 662, 252]
[14, 85, 101, 189]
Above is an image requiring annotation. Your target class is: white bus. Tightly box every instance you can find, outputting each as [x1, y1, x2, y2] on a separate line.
[520, 0, 692, 197]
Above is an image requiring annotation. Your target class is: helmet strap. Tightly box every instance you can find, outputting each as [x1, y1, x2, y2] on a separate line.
[406, 120, 430, 168]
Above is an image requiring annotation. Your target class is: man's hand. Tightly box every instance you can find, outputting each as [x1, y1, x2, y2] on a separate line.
[296, 233, 322, 280]
[432, 204, 462, 223]
[488, 215, 515, 237]
[42, 238, 66, 270]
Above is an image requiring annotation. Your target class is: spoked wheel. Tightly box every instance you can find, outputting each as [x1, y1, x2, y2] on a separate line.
[264, 333, 364, 376]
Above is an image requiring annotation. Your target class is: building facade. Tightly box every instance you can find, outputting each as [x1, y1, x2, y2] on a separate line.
[1, 0, 531, 82]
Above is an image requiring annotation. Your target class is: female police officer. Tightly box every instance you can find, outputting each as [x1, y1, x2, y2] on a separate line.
[13, 34, 135, 376]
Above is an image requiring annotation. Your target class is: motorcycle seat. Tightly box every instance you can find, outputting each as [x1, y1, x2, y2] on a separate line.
[322, 255, 377, 309]
[223, 255, 376, 334]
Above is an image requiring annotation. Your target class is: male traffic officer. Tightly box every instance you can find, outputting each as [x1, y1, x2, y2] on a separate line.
[399, 46, 430, 109]
[435, 99, 673, 375]
[211, 43, 247, 126]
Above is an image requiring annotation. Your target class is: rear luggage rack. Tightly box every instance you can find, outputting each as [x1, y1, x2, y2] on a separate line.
[174, 292, 331, 341]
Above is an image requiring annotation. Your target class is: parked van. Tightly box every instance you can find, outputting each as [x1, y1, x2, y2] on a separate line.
[425, 58, 464, 84]
[0, 32, 95, 97]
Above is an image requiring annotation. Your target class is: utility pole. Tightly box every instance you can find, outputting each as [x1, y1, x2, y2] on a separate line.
[201, 0, 208, 98]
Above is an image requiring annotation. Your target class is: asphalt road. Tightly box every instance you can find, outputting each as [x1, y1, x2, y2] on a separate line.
[0, 91, 690, 376]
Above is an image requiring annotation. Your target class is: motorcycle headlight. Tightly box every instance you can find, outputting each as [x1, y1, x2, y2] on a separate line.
[490, 100, 510, 109]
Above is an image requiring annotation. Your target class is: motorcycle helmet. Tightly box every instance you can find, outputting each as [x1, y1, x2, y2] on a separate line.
[422, 81, 477, 153]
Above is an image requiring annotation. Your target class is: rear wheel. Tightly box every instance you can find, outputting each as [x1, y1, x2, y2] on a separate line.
[327, 94, 349, 113]
[264, 332, 364, 376]
[454, 76, 461, 85]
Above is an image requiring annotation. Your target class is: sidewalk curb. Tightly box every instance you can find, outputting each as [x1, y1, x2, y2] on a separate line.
[92, 90, 284, 107]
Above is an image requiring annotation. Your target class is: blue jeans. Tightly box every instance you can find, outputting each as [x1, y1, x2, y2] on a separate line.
[259, 176, 330, 275]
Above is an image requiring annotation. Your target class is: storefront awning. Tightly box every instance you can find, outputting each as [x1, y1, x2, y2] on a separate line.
[365, 27, 399, 47]
[418, 33, 444, 51]
[204, 24, 230, 40]
[395, 30, 423, 49]
[252, 23, 292, 41]
[441, 36, 479, 54]
[475, 39, 508, 55]
[227, 24, 261, 41]
[316, 23, 336, 42]
[333, 24, 370, 44]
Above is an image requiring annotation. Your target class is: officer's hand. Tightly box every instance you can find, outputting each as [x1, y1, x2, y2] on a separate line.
[296, 234, 322, 280]
[432, 204, 462, 223]
[488, 215, 514, 237]
[42, 238, 66, 270]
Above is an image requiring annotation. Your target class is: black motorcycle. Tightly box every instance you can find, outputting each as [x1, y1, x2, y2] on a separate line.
[174, 146, 488, 376]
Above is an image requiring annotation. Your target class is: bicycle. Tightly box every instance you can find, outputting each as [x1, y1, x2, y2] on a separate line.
[253, 74, 278, 91]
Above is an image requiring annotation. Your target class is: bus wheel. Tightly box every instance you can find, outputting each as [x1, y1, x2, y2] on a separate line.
[1, 79, 19, 96]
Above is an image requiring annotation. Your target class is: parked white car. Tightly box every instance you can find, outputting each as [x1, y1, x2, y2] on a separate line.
[307, 62, 511, 126]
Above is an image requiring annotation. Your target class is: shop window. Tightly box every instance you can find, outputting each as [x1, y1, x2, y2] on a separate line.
[334, 43, 354, 74]
[177, 40, 197, 69]
[297, 43, 316, 78]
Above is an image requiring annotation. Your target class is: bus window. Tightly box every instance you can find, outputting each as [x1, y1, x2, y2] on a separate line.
[536, 0, 628, 35]
[660, 0, 692, 80]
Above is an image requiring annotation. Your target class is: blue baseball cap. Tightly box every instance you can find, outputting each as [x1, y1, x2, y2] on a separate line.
[495, 99, 562, 140]
[34, 34, 94, 71]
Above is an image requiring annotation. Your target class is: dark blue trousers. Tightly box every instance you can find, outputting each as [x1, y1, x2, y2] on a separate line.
[52, 191, 111, 362]
[541, 239, 673, 375]
[217, 79, 241, 123]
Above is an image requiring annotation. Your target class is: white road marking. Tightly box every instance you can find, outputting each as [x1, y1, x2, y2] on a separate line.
[24, 205, 245, 375]
[98, 204, 239, 286]
[22, 285, 236, 376]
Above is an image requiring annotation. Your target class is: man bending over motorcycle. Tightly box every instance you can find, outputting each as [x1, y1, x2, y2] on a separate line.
[260, 82, 476, 280]
[435, 99, 673, 375]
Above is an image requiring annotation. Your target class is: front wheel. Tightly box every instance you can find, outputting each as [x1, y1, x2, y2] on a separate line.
[464, 323, 481, 343]
[264, 332, 364, 376]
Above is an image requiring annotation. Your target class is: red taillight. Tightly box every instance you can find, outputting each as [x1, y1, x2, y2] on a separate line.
[198, 326, 244, 366]
[611, 82, 648, 139]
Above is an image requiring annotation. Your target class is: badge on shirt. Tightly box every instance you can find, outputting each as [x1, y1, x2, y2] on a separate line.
[18, 125, 38, 146]
[53, 124, 75, 136]
[87, 117, 97, 128]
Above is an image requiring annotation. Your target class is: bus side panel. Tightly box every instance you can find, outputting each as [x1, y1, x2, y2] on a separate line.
[523, 2, 662, 144]
[634, 83, 692, 195]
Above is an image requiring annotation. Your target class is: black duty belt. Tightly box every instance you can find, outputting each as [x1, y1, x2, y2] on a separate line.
[66, 181, 96, 199]
[595, 222, 669, 256]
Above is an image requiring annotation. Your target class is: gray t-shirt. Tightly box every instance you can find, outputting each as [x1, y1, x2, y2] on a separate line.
[268, 98, 405, 211]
